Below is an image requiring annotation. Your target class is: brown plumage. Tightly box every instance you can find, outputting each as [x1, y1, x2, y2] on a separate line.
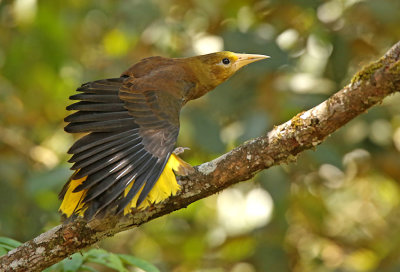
[59, 51, 269, 219]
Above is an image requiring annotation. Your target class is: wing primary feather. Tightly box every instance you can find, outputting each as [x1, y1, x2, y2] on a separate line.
[94, 155, 157, 215]
[69, 94, 122, 103]
[115, 157, 159, 214]
[90, 172, 136, 217]
[71, 139, 142, 171]
[65, 118, 136, 133]
[68, 129, 138, 154]
[99, 77, 126, 82]
[73, 149, 149, 192]
[66, 101, 126, 112]
[76, 87, 119, 94]
[82, 166, 134, 203]
[72, 143, 144, 179]
[65, 111, 130, 123]
[74, 152, 137, 192]
[136, 155, 170, 206]
[68, 132, 140, 163]
[77, 78, 124, 91]
[91, 157, 152, 216]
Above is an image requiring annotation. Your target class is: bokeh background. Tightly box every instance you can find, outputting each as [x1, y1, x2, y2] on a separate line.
[1, 0, 400, 271]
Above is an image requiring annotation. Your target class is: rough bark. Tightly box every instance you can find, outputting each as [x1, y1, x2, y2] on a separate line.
[1, 41, 400, 272]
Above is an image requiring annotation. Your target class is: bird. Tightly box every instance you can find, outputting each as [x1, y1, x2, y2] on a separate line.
[59, 51, 269, 219]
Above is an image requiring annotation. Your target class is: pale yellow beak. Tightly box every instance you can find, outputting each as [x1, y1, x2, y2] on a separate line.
[234, 53, 270, 70]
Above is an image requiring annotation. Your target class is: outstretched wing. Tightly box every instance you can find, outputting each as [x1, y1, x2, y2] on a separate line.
[59, 76, 182, 218]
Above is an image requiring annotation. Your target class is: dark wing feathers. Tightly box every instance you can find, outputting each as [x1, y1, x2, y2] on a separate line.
[62, 76, 181, 218]
[82, 172, 121, 202]
[64, 111, 130, 123]
[73, 149, 146, 192]
[76, 78, 123, 93]
[72, 141, 144, 178]
[65, 118, 137, 133]
[66, 101, 126, 112]
[68, 132, 139, 163]
[136, 155, 171, 206]
[68, 129, 138, 154]
[70, 137, 142, 171]
[90, 155, 157, 216]
[86, 173, 133, 217]
[114, 157, 159, 214]
[70, 93, 122, 103]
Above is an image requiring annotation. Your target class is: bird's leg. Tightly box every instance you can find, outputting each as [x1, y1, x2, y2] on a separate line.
[173, 147, 194, 176]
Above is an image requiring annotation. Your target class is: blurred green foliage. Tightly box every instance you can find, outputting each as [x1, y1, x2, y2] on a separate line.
[47, 249, 161, 272]
[0, 236, 160, 272]
[1, 0, 400, 271]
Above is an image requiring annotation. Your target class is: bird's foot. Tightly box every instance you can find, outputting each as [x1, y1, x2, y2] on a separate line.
[173, 147, 190, 155]
[173, 147, 194, 176]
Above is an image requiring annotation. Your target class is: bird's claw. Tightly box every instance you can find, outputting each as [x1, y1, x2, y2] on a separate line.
[173, 147, 190, 155]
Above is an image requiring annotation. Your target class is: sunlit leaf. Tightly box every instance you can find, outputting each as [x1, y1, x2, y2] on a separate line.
[119, 254, 161, 272]
[0, 237, 22, 249]
[62, 253, 84, 272]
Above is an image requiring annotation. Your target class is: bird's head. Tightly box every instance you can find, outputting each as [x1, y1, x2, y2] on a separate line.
[190, 51, 269, 90]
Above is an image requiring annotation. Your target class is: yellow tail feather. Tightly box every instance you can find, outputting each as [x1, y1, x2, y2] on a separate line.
[59, 176, 87, 217]
[59, 154, 185, 217]
[123, 153, 182, 214]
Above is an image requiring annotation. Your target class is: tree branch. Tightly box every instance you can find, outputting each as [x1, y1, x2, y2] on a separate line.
[2, 41, 400, 272]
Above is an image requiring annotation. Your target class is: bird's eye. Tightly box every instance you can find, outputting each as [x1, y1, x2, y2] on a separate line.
[222, 58, 230, 65]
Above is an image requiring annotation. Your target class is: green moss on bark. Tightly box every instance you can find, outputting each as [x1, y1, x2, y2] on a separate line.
[351, 60, 384, 84]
